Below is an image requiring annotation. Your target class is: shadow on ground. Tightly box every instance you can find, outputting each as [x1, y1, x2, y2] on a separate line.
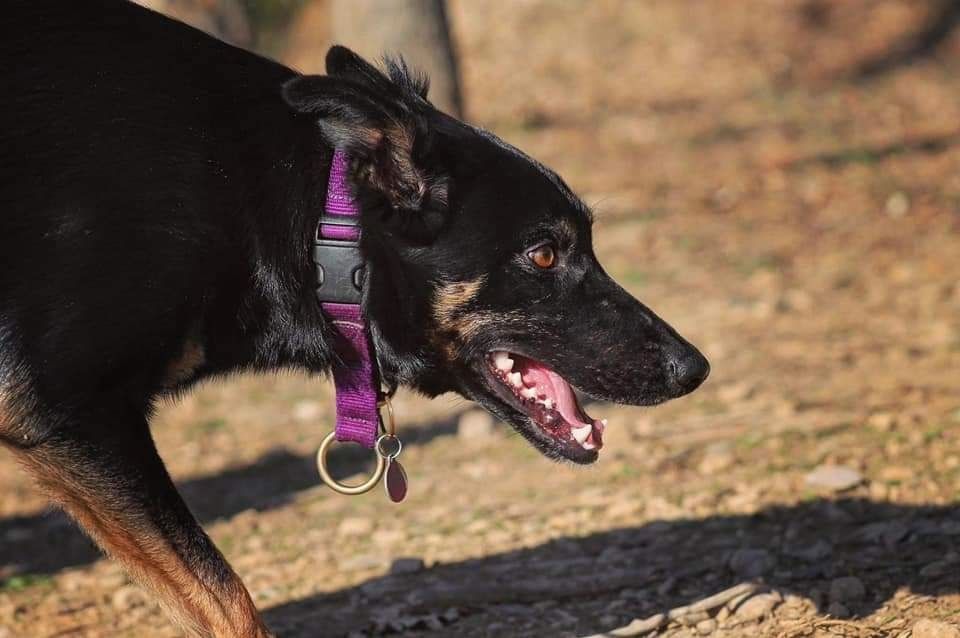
[262, 498, 960, 637]
[3, 419, 958, 637]
[0, 409, 467, 578]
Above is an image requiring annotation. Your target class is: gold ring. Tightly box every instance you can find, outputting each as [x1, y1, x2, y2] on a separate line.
[316, 431, 386, 495]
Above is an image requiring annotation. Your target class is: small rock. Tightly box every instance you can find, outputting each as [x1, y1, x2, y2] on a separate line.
[423, 615, 444, 630]
[337, 517, 374, 536]
[112, 584, 147, 611]
[827, 602, 850, 618]
[389, 557, 425, 575]
[549, 609, 579, 626]
[734, 593, 781, 622]
[829, 576, 865, 603]
[913, 619, 960, 638]
[805, 464, 863, 491]
[867, 412, 897, 432]
[885, 192, 910, 218]
[782, 289, 813, 312]
[598, 614, 620, 627]
[457, 409, 496, 442]
[292, 400, 323, 422]
[678, 611, 710, 626]
[920, 560, 954, 578]
[440, 608, 459, 623]
[696, 618, 717, 634]
[786, 539, 832, 562]
[855, 520, 910, 547]
[728, 548, 775, 578]
[698, 442, 736, 474]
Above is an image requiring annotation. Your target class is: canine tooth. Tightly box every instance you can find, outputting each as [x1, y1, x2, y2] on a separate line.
[581, 440, 597, 451]
[571, 424, 591, 443]
[508, 372, 522, 387]
[493, 352, 514, 372]
[521, 386, 537, 399]
[600, 419, 608, 428]
[543, 398, 554, 410]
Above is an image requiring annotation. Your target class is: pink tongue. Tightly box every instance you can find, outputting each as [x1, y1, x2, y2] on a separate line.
[517, 360, 591, 427]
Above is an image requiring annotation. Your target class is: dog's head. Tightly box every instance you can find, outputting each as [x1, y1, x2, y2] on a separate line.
[284, 46, 709, 463]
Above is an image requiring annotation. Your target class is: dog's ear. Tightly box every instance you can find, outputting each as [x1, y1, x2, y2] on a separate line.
[282, 48, 446, 244]
[325, 45, 431, 102]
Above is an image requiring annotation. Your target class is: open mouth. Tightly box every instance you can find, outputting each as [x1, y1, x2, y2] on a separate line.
[483, 350, 606, 460]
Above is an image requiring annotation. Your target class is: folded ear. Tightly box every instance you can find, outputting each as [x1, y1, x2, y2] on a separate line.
[282, 74, 392, 155]
[282, 66, 447, 242]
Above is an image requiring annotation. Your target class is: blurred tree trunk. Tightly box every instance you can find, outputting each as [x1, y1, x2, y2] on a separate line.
[283, 0, 332, 75]
[331, 0, 464, 118]
[135, 0, 251, 47]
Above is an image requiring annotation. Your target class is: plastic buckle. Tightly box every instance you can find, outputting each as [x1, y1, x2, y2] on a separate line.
[314, 219, 364, 304]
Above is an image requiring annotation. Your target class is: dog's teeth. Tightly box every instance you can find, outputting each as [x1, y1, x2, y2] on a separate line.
[543, 398, 554, 410]
[508, 372, 522, 387]
[571, 424, 591, 443]
[493, 352, 514, 372]
[600, 419, 608, 428]
[581, 439, 597, 451]
[521, 386, 537, 399]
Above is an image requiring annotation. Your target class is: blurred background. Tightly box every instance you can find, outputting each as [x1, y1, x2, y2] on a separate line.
[2, 1, 960, 637]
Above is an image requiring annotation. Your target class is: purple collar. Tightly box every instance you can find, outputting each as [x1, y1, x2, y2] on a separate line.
[314, 150, 380, 448]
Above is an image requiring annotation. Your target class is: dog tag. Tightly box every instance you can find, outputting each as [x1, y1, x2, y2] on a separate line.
[385, 458, 408, 503]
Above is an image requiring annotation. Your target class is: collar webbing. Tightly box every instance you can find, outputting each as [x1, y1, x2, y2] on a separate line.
[316, 150, 379, 448]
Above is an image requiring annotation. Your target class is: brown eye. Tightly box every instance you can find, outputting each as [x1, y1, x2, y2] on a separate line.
[528, 244, 557, 269]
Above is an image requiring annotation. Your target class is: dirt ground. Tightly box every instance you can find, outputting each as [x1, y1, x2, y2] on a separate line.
[3, 1, 960, 637]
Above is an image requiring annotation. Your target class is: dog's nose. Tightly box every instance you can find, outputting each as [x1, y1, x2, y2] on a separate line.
[667, 348, 710, 395]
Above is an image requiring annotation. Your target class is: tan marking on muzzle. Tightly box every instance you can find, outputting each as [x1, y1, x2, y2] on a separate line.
[432, 277, 490, 359]
[433, 277, 486, 329]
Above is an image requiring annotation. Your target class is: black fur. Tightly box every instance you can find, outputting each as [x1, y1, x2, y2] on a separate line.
[0, 1, 708, 634]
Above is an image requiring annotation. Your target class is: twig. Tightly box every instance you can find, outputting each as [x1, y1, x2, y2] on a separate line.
[579, 582, 762, 638]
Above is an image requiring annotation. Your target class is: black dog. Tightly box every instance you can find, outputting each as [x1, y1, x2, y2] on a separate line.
[0, 1, 709, 635]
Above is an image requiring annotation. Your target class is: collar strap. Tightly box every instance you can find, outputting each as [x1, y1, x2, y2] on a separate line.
[315, 150, 379, 448]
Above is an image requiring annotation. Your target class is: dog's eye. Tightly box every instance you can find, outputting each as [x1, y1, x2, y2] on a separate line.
[528, 244, 557, 269]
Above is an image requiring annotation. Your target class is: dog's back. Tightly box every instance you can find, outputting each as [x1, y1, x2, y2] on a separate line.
[0, 0, 301, 402]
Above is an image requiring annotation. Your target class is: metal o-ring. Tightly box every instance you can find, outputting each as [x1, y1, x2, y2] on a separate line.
[376, 433, 402, 460]
[316, 431, 385, 495]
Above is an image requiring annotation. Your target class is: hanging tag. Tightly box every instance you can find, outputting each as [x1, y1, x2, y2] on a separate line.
[376, 433, 407, 503]
[385, 457, 408, 503]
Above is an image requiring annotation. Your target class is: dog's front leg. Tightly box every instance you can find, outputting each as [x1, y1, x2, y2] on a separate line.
[4, 406, 270, 638]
